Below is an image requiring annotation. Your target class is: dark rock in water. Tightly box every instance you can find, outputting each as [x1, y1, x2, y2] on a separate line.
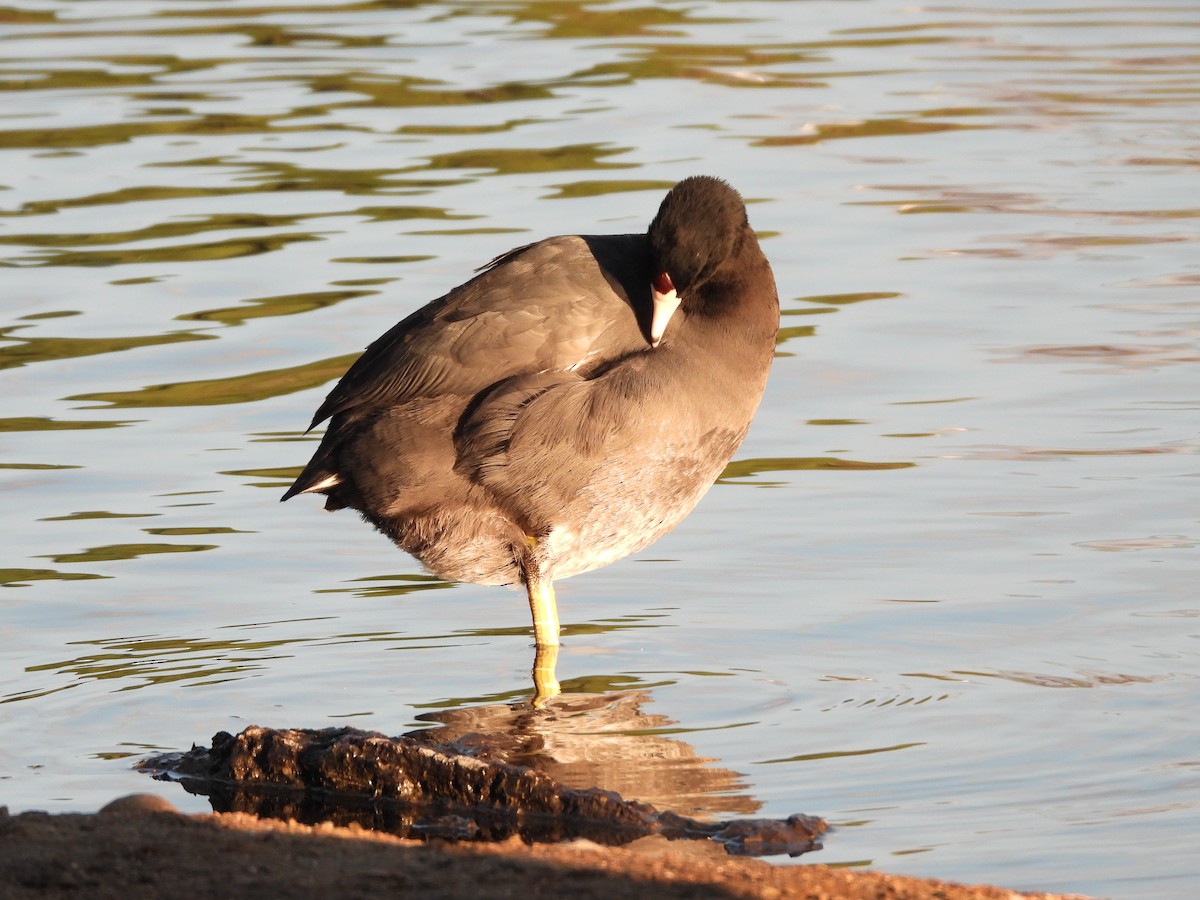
[139, 725, 825, 857]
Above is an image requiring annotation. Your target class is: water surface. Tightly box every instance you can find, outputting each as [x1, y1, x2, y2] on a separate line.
[2, 2, 1198, 897]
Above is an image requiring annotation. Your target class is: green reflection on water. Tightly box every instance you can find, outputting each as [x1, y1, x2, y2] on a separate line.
[143, 526, 252, 536]
[0, 64, 178, 94]
[17, 310, 81, 320]
[222, 466, 305, 481]
[1, 171, 467, 224]
[4, 185, 249, 219]
[499, 2, 717, 39]
[39, 542, 218, 564]
[314, 573, 452, 599]
[0, 6, 54, 24]
[355, 205, 477, 224]
[801, 291, 901, 305]
[891, 396, 975, 406]
[0, 417, 134, 432]
[0, 111, 336, 151]
[777, 323, 815, 345]
[40, 510, 160, 521]
[0, 463, 80, 470]
[0, 213, 313, 250]
[210, 23, 389, 49]
[0, 568, 108, 587]
[407, 227, 525, 236]
[720, 456, 915, 482]
[246, 431, 311, 444]
[8, 232, 321, 267]
[784, 305, 838, 316]
[170, 160, 464, 196]
[178, 289, 378, 327]
[68, 353, 358, 408]
[422, 143, 634, 175]
[397, 120, 542, 136]
[334, 255, 436, 264]
[0, 328, 212, 370]
[543, 179, 676, 200]
[758, 742, 925, 764]
[307, 73, 555, 108]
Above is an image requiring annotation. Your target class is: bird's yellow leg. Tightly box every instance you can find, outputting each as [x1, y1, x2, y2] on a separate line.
[522, 537, 560, 704]
[525, 572, 560, 705]
[531, 642, 560, 707]
[522, 535, 559, 648]
[527, 575, 560, 648]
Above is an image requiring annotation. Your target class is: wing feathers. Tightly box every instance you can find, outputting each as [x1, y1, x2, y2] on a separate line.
[306, 235, 648, 431]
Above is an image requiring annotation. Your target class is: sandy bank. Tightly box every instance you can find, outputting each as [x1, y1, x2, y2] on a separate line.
[0, 795, 1089, 900]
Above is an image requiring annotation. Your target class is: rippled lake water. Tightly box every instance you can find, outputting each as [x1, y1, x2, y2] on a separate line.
[3, 1, 1198, 896]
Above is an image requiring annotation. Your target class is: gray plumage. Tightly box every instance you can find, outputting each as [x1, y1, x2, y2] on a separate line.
[283, 176, 778, 634]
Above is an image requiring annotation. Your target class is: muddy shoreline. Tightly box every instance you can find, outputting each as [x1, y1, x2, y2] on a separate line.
[0, 797, 1089, 900]
[1, 718, 1092, 898]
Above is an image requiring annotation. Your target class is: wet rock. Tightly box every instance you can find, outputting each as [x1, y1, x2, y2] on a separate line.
[98, 794, 178, 817]
[139, 724, 825, 857]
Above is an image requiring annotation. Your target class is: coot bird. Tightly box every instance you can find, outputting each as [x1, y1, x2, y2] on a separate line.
[283, 176, 778, 695]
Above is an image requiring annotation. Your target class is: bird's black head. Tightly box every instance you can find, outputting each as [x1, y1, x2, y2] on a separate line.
[648, 176, 749, 298]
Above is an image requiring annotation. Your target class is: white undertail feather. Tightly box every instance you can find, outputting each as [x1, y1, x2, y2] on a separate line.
[302, 473, 341, 493]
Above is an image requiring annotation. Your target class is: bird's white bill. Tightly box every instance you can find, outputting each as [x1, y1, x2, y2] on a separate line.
[650, 285, 680, 347]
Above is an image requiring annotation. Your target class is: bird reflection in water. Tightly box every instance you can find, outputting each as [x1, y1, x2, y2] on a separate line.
[410, 690, 759, 822]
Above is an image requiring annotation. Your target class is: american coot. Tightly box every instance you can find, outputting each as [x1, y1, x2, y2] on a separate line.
[283, 176, 778, 699]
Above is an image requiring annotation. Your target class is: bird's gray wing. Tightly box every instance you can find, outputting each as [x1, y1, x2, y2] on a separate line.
[306, 234, 650, 430]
